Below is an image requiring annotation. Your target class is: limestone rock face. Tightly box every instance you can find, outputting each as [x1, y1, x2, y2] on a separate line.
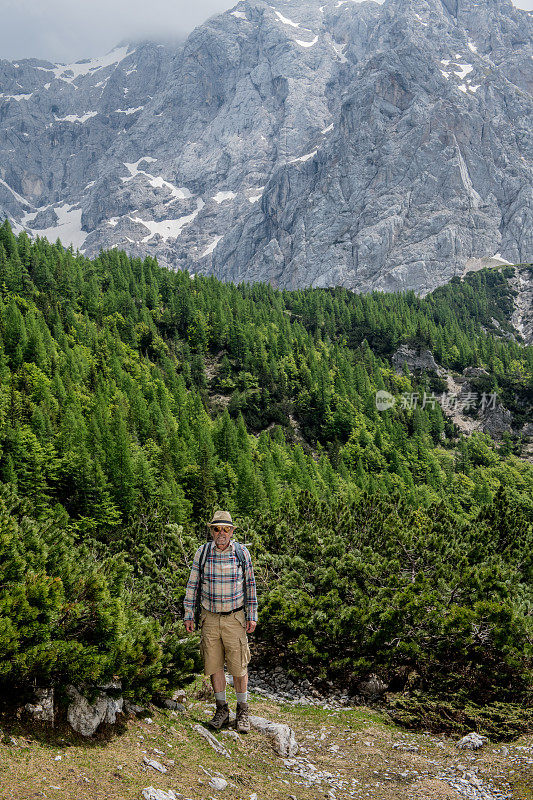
[508, 267, 533, 345]
[392, 345, 446, 376]
[1, 0, 531, 295]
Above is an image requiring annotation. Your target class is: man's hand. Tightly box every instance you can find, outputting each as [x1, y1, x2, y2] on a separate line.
[185, 620, 195, 633]
[246, 620, 257, 634]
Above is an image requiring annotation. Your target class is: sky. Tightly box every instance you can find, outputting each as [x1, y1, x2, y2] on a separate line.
[0, 0, 532, 63]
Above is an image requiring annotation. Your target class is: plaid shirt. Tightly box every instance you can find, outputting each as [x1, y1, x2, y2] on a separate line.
[183, 540, 258, 622]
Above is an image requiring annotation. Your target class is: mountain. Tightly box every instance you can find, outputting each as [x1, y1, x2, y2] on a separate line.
[0, 0, 531, 293]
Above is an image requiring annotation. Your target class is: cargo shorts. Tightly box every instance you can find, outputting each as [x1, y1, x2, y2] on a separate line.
[199, 607, 251, 677]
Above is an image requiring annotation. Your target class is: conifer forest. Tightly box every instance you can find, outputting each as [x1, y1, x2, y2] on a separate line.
[0, 220, 531, 735]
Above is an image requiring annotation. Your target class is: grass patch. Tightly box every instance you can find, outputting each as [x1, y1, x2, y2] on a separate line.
[0, 684, 531, 800]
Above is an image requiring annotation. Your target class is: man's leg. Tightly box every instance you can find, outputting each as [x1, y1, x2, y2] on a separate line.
[220, 611, 251, 732]
[202, 613, 229, 729]
[233, 672, 248, 695]
[233, 671, 250, 733]
[210, 669, 226, 694]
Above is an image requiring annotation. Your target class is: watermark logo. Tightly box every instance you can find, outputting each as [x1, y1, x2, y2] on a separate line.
[375, 390, 498, 412]
[375, 390, 396, 411]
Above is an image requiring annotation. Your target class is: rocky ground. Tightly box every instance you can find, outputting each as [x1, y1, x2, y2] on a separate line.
[1, 671, 531, 800]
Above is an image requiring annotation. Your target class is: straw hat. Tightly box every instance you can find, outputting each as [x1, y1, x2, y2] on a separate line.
[208, 510, 237, 528]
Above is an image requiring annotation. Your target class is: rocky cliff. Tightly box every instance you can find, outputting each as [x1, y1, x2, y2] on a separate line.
[0, 0, 531, 293]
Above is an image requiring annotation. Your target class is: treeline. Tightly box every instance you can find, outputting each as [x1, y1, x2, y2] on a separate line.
[0, 220, 531, 730]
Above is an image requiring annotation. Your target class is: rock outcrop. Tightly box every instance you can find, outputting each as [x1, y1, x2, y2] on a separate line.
[392, 345, 446, 376]
[66, 685, 124, 737]
[1, 0, 531, 295]
[24, 688, 55, 725]
[508, 267, 533, 346]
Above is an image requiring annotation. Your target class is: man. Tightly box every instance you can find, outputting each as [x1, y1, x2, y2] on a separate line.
[184, 510, 258, 733]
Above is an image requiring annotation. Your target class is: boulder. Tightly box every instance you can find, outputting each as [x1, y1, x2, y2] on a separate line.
[208, 777, 228, 791]
[66, 685, 124, 737]
[143, 756, 167, 773]
[104, 696, 124, 724]
[24, 688, 55, 725]
[248, 715, 298, 757]
[357, 674, 388, 700]
[192, 723, 231, 758]
[154, 689, 187, 711]
[124, 700, 147, 716]
[142, 789, 179, 800]
[456, 732, 488, 750]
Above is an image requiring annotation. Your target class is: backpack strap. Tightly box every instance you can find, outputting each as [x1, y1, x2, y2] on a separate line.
[195, 541, 211, 627]
[233, 542, 248, 618]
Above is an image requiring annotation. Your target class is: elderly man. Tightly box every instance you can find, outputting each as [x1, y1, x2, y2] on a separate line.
[184, 510, 258, 732]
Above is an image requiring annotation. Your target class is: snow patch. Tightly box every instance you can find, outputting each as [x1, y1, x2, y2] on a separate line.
[290, 150, 317, 163]
[440, 70, 450, 79]
[457, 84, 467, 93]
[213, 191, 236, 203]
[44, 46, 131, 83]
[115, 106, 144, 114]
[469, 84, 480, 92]
[231, 10, 247, 19]
[28, 203, 87, 250]
[454, 63, 473, 79]
[202, 235, 223, 257]
[131, 199, 205, 243]
[122, 159, 191, 200]
[55, 112, 98, 123]
[331, 42, 347, 63]
[467, 40, 478, 53]
[492, 253, 513, 265]
[296, 35, 318, 48]
[441, 59, 450, 66]
[124, 157, 157, 177]
[248, 187, 265, 203]
[1, 93, 33, 101]
[274, 10, 301, 27]
[321, 123, 334, 134]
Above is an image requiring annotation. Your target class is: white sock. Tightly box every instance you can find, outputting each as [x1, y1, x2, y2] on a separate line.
[236, 691, 248, 704]
[215, 690, 226, 704]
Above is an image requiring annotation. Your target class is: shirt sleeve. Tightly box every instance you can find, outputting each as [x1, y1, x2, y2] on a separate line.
[183, 545, 203, 621]
[242, 545, 258, 623]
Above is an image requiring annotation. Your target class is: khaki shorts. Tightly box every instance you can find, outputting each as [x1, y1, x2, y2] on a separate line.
[199, 607, 251, 677]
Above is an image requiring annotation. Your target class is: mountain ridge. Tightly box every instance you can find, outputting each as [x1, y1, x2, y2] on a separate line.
[0, 0, 531, 293]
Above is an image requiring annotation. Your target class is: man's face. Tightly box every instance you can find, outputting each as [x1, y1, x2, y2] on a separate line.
[211, 524, 234, 550]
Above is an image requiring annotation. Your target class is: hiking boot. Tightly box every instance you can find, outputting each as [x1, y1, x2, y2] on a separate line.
[236, 702, 250, 733]
[207, 701, 230, 729]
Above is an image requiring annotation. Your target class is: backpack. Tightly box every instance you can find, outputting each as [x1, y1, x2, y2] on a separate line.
[195, 540, 248, 627]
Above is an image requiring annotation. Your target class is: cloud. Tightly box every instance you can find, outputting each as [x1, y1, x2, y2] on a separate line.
[0, 0, 234, 62]
[1, 0, 532, 63]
